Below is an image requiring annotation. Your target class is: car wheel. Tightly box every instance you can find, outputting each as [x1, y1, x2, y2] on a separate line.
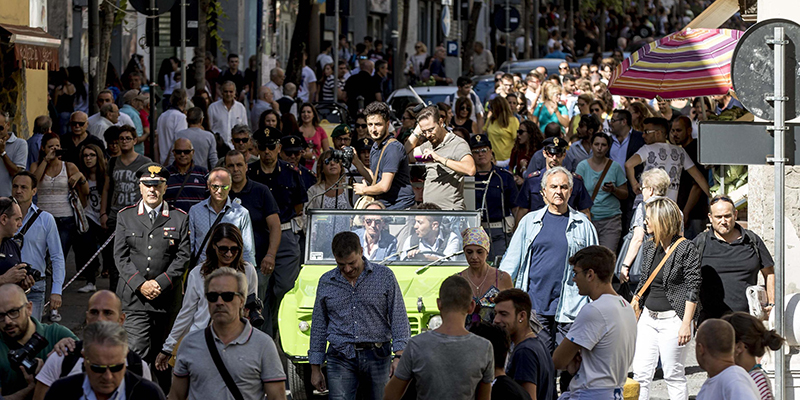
[287, 362, 309, 400]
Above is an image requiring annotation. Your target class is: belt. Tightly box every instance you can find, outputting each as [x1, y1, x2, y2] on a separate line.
[280, 222, 292, 231]
[481, 221, 504, 229]
[646, 308, 677, 320]
[354, 342, 385, 350]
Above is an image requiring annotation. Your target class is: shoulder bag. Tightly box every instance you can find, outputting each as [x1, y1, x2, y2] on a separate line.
[590, 159, 614, 201]
[204, 326, 245, 400]
[631, 237, 686, 319]
[354, 138, 397, 209]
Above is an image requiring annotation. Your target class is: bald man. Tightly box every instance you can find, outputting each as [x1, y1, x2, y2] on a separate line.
[33, 290, 152, 400]
[0, 284, 76, 399]
[164, 138, 209, 212]
[695, 319, 759, 400]
[250, 85, 280, 130]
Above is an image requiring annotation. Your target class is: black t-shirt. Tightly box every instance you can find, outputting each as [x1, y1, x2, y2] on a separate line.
[676, 139, 709, 220]
[61, 134, 106, 165]
[696, 228, 774, 316]
[344, 71, 378, 114]
[506, 336, 555, 400]
[492, 375, 531, 400]
[229, 179, 279, 264]
[645, 245, 673, 312]
[0, 237, 22, 276]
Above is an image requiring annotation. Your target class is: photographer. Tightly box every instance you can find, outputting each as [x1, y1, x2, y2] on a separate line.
[0, 197, 33, 290]
[0, 283, 77, 400]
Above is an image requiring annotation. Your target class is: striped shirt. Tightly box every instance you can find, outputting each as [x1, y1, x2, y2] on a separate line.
[749, 366, 774, 400]
[164, 164, 209, 213]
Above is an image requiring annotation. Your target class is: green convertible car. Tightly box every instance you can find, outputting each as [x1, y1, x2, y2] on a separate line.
[279, 209, 481, 398]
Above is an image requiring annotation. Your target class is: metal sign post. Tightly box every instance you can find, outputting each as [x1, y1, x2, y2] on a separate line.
[180, 0, 186, 91]
[333, 0, 339, 104]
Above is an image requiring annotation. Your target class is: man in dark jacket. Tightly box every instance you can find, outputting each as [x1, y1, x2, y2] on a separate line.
[44, 321, 165, 400]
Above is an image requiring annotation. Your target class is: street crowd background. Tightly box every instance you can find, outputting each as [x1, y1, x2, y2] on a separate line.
[0, 1, 784, 400]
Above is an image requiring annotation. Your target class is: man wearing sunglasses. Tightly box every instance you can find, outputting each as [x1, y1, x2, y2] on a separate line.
[0, 283, 77, 399]
[61, 112, 104, 166]
[43, 321, 164, 400]
[164, 138, 208, 213]
[279, 135, 316, 190]
[0, 113, 28, 198]
[114, 163, 190, 390]
[248, 127, 307, 337]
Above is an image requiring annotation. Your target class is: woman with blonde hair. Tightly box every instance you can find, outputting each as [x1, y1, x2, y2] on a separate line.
[484, 96, 519, 168]
[631, 197, 701, 400]
[628, 101, 655, 132]
[531, 82, 569, 132]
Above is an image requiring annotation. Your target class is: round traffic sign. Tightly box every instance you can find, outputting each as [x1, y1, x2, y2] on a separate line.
[731, 18, 800, 121]
[129, 0, 177, 15]
[494, 6, 521, 33]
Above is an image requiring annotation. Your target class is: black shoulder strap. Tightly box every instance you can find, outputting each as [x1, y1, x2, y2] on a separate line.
[60, 341, 83, 378]
[204, 326, 245, 400]
[125, 350, 144, 377]
[695, 230, 710, 265]
[189, 207, 229, 268]
[20, 209, 42, 237]
[742, 228, 762, 267]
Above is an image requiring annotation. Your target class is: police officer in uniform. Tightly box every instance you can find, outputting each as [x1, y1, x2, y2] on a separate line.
[248, 127, 308, 337]
[114, 163, 190, 389]
[281, 135, 316, 190]
[515, 137, 593, 225]
[470, 135, 518, 263]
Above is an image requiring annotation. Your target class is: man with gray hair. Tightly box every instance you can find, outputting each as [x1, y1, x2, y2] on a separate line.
[208, 81, 249, 148]
[169, 268, 286, 400]
[250, 86, 280, 130]
[27, 116, 51, 169]
[220, 124, 259, 166]
[276, 82, 299, 118]
[170, 107, 218, 169]
[266, 67, 285, 101]
[500, 166, 598, 354]
[86, 103, 119, 146]
[156, 89, 189, 164]
[87, 90, 135, 143]
[43, 321, 165, 399]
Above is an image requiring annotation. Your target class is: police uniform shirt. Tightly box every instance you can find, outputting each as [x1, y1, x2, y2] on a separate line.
[0, 237, 21, 276]
[247, 160, 308, 224]
[298, 164, 317, 190]
[475, 166, 519, 222]
[515, 168, 593, 212]
[229, 179, 280, 264]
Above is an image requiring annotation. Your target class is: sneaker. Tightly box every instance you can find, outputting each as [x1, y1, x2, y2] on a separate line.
[50, 309, 62, 322]
[78, 282, 97, 293]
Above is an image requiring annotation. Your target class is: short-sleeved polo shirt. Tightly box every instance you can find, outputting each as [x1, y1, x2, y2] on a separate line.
[0, 237, 22, 276]
[173, 320, 285, 400]
[418, 132, 472, 210]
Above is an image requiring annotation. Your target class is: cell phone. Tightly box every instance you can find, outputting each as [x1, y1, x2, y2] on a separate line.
[54, 149, 66, 157]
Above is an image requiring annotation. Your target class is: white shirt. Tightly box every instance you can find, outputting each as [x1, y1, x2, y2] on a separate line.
[156, 109, 188, 164]
[634, 142, 695, 204]
[88, 113, 136, 146]
[162, 262, 258, 353]
[696, 365, 760, 400]
[207, 99, 249, 148]
[297, 66, 317, 102]
[266, 81, 283, 102]
[567, 294, 638, 392]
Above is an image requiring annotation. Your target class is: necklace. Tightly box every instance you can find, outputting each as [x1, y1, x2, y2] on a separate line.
[465, 266, 489, 295]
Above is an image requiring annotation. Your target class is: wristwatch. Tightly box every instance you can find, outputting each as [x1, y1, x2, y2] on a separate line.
[1, 151, 6, 157]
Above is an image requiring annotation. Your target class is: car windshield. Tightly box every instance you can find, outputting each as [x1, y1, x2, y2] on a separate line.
[305, 209, 481, 265]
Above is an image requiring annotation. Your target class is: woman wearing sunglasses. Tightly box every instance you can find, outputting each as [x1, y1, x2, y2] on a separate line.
[155, 223, 257, 371]
[306, 149, 352, 210]
[451, 97, 477, 135]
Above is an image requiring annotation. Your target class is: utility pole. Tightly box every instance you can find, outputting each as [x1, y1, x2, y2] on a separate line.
[89, 0, 100, 114]
[333, 0, 339, 103]
[180, 0, 187, 91]
[149, 0, 158, 159]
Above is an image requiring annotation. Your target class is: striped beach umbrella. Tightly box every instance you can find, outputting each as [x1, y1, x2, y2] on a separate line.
[608, 28, 744, 100]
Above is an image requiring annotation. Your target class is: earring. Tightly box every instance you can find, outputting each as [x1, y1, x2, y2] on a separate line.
[519, 320, 523, 323]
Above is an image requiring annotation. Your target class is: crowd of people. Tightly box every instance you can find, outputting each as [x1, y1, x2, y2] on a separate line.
[0, 4, 778, 399]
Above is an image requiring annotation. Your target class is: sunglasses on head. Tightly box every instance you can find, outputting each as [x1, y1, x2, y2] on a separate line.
[709, 195, 735, 206]
[205, 291, 242, 302]
[232, 137, 250, 144]
[88, 363, 125, 374]
[355, 123, 368, 129]
[173, 149, 192, 155]
[216, 245, 241, 254]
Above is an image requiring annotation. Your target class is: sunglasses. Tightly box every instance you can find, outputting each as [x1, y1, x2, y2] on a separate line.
[258, 143, 278, 151]
[216, 245, 241, 254]
[0, 197, 18, 217]
[709, 195, 735, 206]
[323, 158, 340, 165]
[355, 124, 368, 129]
[210, 184, 231, 191]
[88, 363, 125, 374]
[283, 150, 300, 157]
[232, 137, 250, 144]
[591, 108, 603, 113]
[471, 148, 490, 154]
[459, 106, 470, 111]
[516, 129, 527, 134]
[173, 149, 192, 155]
[70, 121, 87, 127]
[205, 291, 242, 302]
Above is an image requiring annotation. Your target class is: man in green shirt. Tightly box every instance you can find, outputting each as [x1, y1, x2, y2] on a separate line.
[0, 283, 77, 399]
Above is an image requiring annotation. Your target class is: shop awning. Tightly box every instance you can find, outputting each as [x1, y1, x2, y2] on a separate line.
[0, 23, 61, 71]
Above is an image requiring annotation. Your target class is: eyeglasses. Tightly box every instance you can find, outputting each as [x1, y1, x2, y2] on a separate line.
[173, 149, 192, 155]
[205, 291, 243, 302]
[323, 158, 340, 165]
[210, 184, 231, 191]
[232, 137, 250, 144]
[70, 121, 87, 127]
[471, 148, 490, 154]
[559, 66, 569, 70]
[0, 304, 25, 320]
[335, 136, 352, 142]
[364, 218, 383, 225]
[118, 136, 135, 142]
[83, 153, 98, 159]
[88, 363, 125, 374]
[215, 245, 241, 254]
[355, 123, 368, 129]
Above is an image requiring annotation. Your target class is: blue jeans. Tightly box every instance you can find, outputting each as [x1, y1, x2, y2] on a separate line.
[27, 286, 45, 320]
[326, 345, 392, 400]
[54, 216, 78, 264]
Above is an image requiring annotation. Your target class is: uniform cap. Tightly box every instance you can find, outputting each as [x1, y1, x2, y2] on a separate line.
[542, 136, 567, 154]
[354, 137, 374, 151]
[331, 124, 352, 138]
[136, 163, 169, 185]
[280, 135, 304, 152]
[469, 134, 492, 149]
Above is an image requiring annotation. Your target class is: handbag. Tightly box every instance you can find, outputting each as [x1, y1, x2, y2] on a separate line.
[631, 237, 686, 319]
[68, 187, 89, 234]
[204, 326, 245, 400]
[590, 159, 614, 201]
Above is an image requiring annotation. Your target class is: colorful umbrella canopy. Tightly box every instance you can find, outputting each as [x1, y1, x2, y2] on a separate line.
[608, 28, 744, 100]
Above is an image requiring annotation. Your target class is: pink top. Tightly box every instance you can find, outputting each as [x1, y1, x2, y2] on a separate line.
[304, 126, 328, 169]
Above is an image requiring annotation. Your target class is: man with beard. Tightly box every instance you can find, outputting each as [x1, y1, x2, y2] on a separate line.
[565, 114, 601, 165]
[0, 283, 77, 399]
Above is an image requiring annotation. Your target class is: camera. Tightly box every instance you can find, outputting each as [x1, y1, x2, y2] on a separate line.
[9, 332, 49, 375]
[21, 263, 44, 282]
[245, 293, 265, 327]
[330, 146, 355, 169]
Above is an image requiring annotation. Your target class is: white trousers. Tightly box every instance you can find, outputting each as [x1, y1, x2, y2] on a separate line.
[632, 307, 690, 400]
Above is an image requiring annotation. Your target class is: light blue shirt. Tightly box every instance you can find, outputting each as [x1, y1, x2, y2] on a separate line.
[188, 197, 256, 266]
[26, 133, 43, 170]
[18, 204, 65, 295]
[82, 373, 126, 400]
[609, 129, 631, 166]
[575, 159, 627, 220]
[119, 104, 145, 155]
[499, 206, 598, 323]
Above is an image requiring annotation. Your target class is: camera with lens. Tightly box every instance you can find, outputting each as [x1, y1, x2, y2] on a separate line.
[21, 263, 44, 282]
[330, 146, 355, 169]
[245, 293, 265, 327]
[9, 332, 49, 374]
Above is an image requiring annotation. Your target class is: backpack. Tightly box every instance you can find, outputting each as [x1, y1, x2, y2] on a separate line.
[694, 228, 762, 267]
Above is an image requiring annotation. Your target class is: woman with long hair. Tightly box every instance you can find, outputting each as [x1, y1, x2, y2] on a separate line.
[721, 312, 785, 400]
[190, 91, 212, 131]
[75, 144, 107, 293]
[509, 120, 543, 185]
[484, 96, 519, 168]
[404, 42, 428, 84]
[298, 102, 330, 169]
[258, 109, 282, 134]
[631, 197, 701, 400]
[67, 66, 89, 114]
[158, 57, 180, 110]
[531, 82, 569, 132]
[627, 101, 655, 132]
[306, 149, 352, 209]
[452, 97, 478, 135]
[155, 223, 258, 371]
